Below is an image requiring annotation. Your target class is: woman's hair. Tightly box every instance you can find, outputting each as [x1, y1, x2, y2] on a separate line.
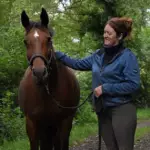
[106, 17, 133, 39]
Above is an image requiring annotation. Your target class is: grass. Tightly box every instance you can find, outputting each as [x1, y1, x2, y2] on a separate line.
[137, 108, 150, 121]
[0, 123, 98, 150]
[135, 126, 150, 141]
[70, 123, 98, 146]
[0, 139, 29, 150]
[0, 108, 150, 150]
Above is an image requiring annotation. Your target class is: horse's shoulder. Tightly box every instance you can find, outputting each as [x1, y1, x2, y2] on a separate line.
[19, 67, 31, 87]
[22, 67, 31, 79]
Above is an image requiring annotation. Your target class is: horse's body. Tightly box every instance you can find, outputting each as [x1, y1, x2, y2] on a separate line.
[18, 8, 80, 150]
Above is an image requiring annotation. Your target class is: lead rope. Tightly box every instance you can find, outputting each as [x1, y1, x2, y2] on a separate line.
[45, 84, 93, 109]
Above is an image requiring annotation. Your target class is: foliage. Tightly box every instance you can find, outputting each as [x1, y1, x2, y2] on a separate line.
[0, 91, 25, 144]
[0, 27, 27, 95]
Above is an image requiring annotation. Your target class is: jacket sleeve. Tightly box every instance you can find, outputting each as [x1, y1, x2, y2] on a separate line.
[55, 51, 94, 71]
[102, 52, 140, 95]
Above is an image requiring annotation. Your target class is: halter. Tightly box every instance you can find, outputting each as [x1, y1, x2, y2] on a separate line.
[26, 23, 53, 71]
[28, 51, 53, 71]
[28, 50, 53, 97]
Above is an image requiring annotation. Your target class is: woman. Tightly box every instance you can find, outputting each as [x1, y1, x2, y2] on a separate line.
[55, 17, 140, 150]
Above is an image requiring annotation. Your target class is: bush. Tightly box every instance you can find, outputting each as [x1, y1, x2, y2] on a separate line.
[0, 91, 26, 144]
[74, 102, 97, 125]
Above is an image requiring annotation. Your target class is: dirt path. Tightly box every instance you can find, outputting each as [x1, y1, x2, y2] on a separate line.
[70, 120, 150, 150]
[134, 134, 150, 150]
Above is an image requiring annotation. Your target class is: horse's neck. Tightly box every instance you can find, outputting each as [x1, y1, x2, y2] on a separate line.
[47, 58, 58, 88]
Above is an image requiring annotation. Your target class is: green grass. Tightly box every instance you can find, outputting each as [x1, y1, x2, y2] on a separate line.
[70, 123, 98, 146]
[0, 123, 98, 150]
[135, 126, 150, 141]
[0, 139, 29, 150]
[0, 108, 150, 150]
[137, 108, 150, 121]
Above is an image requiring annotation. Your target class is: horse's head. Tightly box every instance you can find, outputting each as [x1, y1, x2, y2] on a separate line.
[21, 8, 54, 84]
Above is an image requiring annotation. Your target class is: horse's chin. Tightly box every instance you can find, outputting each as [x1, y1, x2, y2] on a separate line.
[32, 74, 48, 86]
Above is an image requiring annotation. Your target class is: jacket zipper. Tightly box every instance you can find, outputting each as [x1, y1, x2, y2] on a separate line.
[100, 50, 124, 71]
[99, 50, 124, 110]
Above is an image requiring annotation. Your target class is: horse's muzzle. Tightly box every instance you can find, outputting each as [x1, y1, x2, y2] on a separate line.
[32, 66, 48, 84]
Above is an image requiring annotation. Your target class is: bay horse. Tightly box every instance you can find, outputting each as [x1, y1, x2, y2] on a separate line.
[18, 8, 80, 150]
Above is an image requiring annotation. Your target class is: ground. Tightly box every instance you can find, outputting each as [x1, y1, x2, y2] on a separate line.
[134, 134, 150, 150]
[70, 120, 150, 150]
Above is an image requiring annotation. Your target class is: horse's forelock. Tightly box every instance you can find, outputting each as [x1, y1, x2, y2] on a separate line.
[30, 21, 41, 28]
[27, 21, 54, 37]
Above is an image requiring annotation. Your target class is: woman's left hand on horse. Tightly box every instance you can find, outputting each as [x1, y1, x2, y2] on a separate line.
[94, 85, 103, 98]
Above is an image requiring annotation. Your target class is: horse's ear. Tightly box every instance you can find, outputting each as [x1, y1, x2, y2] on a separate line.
[21, 10, 30, 29]
[40, 8, 49, 28]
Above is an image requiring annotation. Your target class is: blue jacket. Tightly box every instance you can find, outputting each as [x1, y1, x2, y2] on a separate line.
[55, 48, 140, 108]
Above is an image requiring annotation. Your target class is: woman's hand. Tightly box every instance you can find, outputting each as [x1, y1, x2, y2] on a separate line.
[94, 85, 103, 98]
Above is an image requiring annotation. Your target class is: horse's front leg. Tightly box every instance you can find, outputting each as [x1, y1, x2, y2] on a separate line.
[39, 127, 54, 150]
[55, 115, 74, 150]
[26, 116, 39, 150]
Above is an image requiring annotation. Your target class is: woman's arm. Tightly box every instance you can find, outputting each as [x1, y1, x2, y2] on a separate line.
[55, 51, 94, 71]
[102, 52, 140, 95]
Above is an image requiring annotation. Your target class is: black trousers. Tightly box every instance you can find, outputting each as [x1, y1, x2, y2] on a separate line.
[97, 102, 137, 150]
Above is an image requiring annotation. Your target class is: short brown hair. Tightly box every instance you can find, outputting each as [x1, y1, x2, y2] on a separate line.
[106, 17, 133, 39]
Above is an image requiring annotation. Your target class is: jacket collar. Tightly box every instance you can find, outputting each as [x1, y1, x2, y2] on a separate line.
[103, 41, 124, 56]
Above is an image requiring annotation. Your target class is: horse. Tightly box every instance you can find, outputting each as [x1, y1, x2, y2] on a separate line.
[18, 8, 80, 150]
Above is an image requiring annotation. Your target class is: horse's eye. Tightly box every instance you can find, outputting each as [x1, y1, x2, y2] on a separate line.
[47, 37, 52, 46]
[47, 37, 51, 42]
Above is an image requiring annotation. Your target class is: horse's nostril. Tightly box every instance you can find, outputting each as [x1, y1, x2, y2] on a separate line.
[32, 67, 36, 76]
[43, 67, 47, 76]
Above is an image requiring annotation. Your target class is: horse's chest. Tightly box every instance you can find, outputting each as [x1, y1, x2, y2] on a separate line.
[25, 96, 67, 120]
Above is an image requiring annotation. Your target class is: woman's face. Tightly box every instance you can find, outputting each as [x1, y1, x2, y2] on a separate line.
[103, 24, 120, 46]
